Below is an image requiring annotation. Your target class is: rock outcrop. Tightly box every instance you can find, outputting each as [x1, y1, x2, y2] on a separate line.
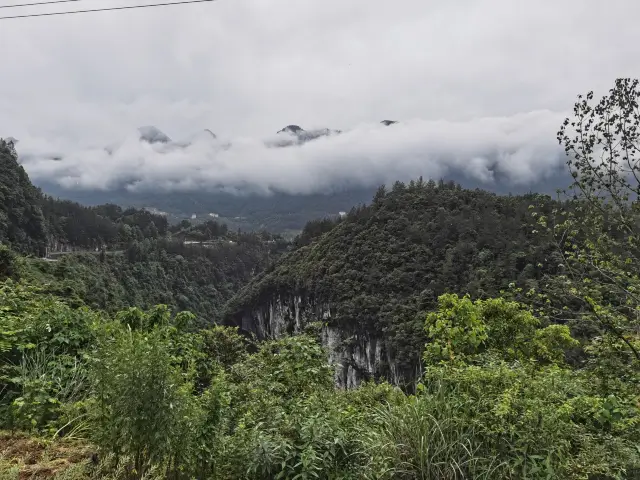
[233, 293, 408, 389]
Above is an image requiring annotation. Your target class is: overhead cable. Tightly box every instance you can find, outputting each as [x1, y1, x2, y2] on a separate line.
[0, 0, 215, 20]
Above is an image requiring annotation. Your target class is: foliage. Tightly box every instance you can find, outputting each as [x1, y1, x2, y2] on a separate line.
[423, 293, 487, 364]
[228, 335, 335, 428]
[0, 139, 48, 255]
[365, 391, 497, 479]
[10, 348, 88, 432]
[419, 290, 639, 478]
[532, 78, 640, 365]
[0, 274, 638, 479]
[417, 362, 639, 480]
[0, 245, 20, 281]
[41, 198, 170, 252]
[293, 216, 343, 248]
[214, 379, 403, 480]
[24, 230, 286, 325]
[0, 280, 99, 432]
[226, 180, 561, 384]
[424, 294, 578, 365]
[200, 325, 249, 368]
[89, 307, 200, 477]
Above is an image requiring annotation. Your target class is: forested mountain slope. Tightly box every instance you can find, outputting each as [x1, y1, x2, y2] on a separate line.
[1, 138, 172, 254]
[1, 138, 288, 323]
[0, 140, 48, 255]
[25, 232, 286, 324]
[225, 179, 562, 387]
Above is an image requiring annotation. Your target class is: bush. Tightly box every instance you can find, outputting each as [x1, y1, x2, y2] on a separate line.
[0, 245, 20, 281]
[418, 362, 639, 479]
[365, 392, 502, 479]
[89, 313, 196, 477]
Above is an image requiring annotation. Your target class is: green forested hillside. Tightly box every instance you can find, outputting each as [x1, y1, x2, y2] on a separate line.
[0, 140, 48, 255]
[226, 179, 563, 377]
[24, 233, 286, 324]
[41, 198, 171, 250]
[0, 260, 637, 479]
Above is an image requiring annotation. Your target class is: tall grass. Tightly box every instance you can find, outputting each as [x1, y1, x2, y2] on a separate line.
[365, 391, 507, 480]
[8, 347, 89, 432]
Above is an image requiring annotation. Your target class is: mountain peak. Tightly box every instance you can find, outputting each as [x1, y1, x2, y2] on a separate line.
[138, 126, 171, 144]
[277, 125, 304, 134]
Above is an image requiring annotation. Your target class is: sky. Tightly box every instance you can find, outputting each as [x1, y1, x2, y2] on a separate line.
[1, 0, 640, 194]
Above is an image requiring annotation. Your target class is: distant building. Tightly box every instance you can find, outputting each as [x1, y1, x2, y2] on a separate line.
[339, 211, 347, 218]
[209, 213, 219, 218]
[191, 214, 197, 220]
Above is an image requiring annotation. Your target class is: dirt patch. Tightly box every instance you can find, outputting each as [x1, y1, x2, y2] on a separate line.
[0, 433, 46, 461]
[0, 432, 94, 479]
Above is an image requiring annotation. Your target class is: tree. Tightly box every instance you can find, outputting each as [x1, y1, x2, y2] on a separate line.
[0, 244, 20, 280]
[424, 294, 577, 366]
[0, 139, 48, 255]
[546, 78, 640, 362]
[90, 308, 199, 477]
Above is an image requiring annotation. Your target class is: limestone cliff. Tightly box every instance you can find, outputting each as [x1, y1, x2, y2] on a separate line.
[231, 293, 414, 389]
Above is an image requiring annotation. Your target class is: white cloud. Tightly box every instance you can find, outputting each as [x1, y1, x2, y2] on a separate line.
[19, 110, 566, 194]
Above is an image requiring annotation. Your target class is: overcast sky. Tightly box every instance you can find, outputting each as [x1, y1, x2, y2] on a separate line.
[2, 0, 640, 193]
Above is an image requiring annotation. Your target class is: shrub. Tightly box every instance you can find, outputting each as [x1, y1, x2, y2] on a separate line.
[89, 315, 196, 478]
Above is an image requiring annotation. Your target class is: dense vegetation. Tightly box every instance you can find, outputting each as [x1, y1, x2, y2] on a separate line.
[23, 233, 285, 324]
[225, 180, 563, 383]
[0, 265, 637, 479]
[0, 140, 48, 255]
[0, 79, 638, 479]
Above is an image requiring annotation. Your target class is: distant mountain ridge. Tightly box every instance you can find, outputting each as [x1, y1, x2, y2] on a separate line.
[272, 124, 341, 146]
[272, 120, 397, 145]
[9, 118, 571, 232]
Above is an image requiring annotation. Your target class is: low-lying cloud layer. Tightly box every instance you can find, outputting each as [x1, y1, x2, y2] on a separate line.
[17, 110, 567, 195]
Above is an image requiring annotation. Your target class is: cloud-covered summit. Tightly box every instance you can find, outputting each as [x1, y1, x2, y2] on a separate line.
[269, 124, 341, 147]
[138, 126, 172, 144]
[16, 110, 568, 196]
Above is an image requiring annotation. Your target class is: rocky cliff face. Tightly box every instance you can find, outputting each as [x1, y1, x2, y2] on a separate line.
[234, 293, 412, 389]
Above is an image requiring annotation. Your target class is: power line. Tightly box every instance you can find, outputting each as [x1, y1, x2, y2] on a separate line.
[0, 0, 82, 9]
[0, 0, 83, 9]
[0, 0, 215, 19]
